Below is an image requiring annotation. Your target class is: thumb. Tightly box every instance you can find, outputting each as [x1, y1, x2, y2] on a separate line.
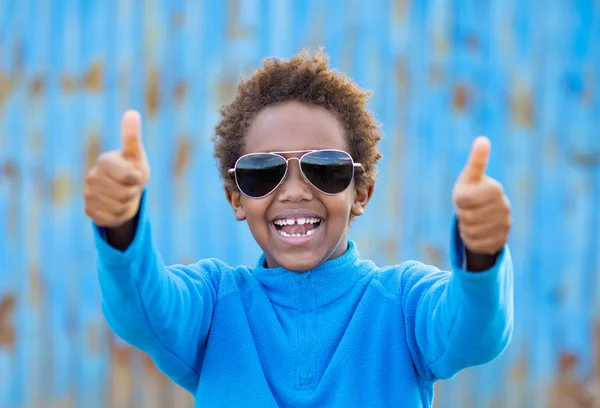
[121, 110, 145, 161]
[459, 136, 491, 183]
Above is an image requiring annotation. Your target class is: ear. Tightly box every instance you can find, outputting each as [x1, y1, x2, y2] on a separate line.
[351, 182, 375, 217]
[225, 185, 247, 221]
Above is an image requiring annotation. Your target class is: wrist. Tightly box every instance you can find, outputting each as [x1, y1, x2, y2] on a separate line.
[465, 249, 498, 272]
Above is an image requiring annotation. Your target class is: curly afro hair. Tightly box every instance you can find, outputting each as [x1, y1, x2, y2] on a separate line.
[213, 49, 383, 191]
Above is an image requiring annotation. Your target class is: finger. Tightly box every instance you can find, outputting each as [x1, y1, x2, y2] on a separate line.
[453, 177, 504, 209]
[93, 174, 143, 203]
[85, 194, 126, 217]
[459, 233, 507, 255]
[121, 110, 145, 161]
[455, 195, 511, 225]
[85, 205, 122, 227]
[97, 153, 145, 185]
[459, 136, 491, 183]
[458, 215, 511, 241]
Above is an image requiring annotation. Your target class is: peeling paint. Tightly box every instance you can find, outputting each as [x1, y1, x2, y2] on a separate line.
[395, 60, 409, 97]
[0, 73, 14, 111]
[28, 264, 41, 306]
[171, 13, 185, 27]
[60, 74, 78, 93]
[227, 0, 253, 38]
[548, 352, 597, 408]
[174, 136, 192, 177]
[0, 294, 16, 350]
[30, 75, 45, 96]
[465, 34, 479, 51]
[452, 83, 470, 112]
[175, 82, 187, 105]
[422, 244, 443, 266]
[3, 160, 20, 235]
[147, 68, 160, 117]
[571, 152, 600, 166]
[85, 133, 102, 171]
[511, 89, 534, 128]
[51, 175, 72, 205]
[215, 75, 237, 107]
[82, 62, 104, 92]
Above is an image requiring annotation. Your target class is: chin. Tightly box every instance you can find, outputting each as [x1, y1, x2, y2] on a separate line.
[274, 254, 323, 273]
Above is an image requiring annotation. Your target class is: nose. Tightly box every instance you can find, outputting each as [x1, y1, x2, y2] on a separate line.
[276, 158, 313, 203]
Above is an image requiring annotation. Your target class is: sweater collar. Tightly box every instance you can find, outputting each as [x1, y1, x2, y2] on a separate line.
[251, 241, 372, 310]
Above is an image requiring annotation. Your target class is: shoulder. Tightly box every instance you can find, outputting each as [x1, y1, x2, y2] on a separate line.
[368, 259, 451, 300]
[169, 258, 257, 301]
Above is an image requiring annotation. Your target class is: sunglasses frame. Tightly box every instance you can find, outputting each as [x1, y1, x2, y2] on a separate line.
[228, 149, 363, 199]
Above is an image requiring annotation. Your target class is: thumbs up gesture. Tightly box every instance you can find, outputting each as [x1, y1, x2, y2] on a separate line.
[84, 110, 151, 228]
[452, 137, 511, 256]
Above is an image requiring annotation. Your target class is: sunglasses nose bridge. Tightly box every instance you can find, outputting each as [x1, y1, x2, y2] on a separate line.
[283, 157, 309, 183]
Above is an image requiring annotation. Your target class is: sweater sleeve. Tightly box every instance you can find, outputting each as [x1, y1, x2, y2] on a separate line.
[92, 191, 217, 393]
[401, 215, 514, 381]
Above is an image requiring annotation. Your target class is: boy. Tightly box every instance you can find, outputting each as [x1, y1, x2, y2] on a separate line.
[84, 50, 513, 407]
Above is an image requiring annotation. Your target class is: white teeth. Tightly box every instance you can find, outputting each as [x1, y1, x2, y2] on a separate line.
[277, 229, 318, 238]
[273, 217, 322, 226]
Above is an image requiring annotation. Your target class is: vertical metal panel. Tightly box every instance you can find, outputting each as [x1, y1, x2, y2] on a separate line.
[0, 0, 598, 407]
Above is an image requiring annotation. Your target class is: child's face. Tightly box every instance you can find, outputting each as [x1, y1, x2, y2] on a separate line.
[226, 101, 373, 272]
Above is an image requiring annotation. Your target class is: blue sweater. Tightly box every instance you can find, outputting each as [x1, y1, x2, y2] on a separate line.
[93, 193, 513, 407]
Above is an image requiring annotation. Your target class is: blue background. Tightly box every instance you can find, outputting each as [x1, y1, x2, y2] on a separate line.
[0, 0, 599, 407]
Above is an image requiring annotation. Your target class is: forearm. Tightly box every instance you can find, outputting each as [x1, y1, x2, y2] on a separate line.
[93, 192, 215, 386]
[429, 223, 514, 378]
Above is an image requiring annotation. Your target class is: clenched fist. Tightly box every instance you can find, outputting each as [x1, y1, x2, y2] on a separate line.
[84, 110, 150, 228]
[453, 136, 511, 256]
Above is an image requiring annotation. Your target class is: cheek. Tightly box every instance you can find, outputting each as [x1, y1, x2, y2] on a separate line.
[241, 196, 272, 224]
[321, 193, 354, 222]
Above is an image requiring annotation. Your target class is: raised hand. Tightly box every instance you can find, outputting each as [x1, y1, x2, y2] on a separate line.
[452, 136, 511, 256]
[84, 110, 150, 228]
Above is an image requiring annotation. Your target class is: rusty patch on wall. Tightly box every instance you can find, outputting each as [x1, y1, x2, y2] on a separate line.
[3, 160, 20, 236]
[30, 75, 45, 96]
[52, 175, 72, 205]
[395, 60, 409, 99]
[0, 73, 14, 111]
[85, 133, 102, 171]
[82, 62, 104, 92]
[61, 74, 78, 93]
[174, 137, 193, 178]
[511, 89, 534, 128]
[452, 83, 470, 112]
[571, 152, 600, 166]
[393, 0, 408, 22]
[465, 34, 479, 51]
[384, 237, 399, 264]
[422, 244, 443, 267]
[171, 13, 185, 27]
[429, 66, 444, 84]
[147, 68, 160, 117]
[216, 75, 237, 107]
[28, 264, 42, 306]
[0, 294, 16, 350]
[227, 0, 253, 38]
[548, 351, 597, 408]
[174, 82, 187, 105]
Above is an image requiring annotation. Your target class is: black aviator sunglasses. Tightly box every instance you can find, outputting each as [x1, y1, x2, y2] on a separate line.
[228, 149, 363, 199]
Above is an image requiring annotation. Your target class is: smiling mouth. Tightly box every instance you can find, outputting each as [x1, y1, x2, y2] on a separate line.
[272, 217, 322, 237]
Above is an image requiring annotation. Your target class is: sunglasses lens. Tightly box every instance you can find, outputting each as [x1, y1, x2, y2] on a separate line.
[235, 154, 287, 197]
[301, 150, 355, 194]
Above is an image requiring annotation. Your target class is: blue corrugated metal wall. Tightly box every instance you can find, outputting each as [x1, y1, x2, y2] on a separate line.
[0, 0, 599, 407]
